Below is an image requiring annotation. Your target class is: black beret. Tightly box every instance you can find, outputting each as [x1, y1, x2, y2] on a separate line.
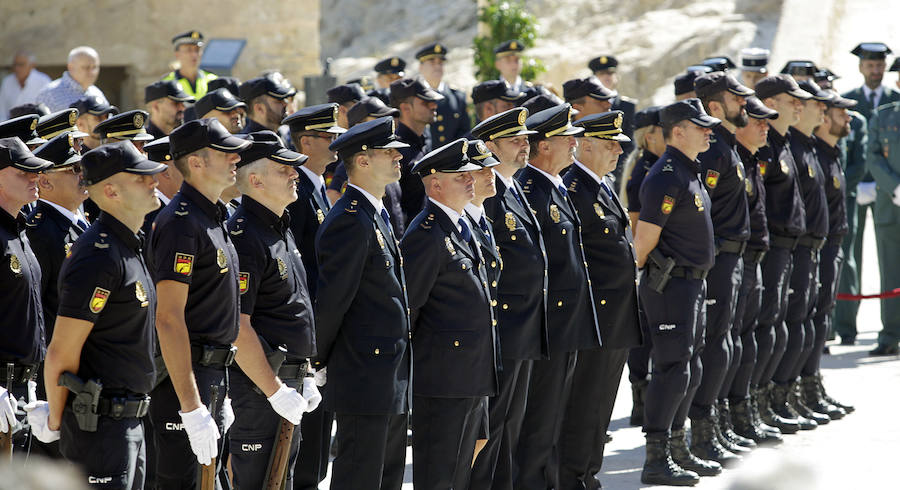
[471, 107, 536, 141]
[659, 99, 721, 128]
[93, 110, 153, 141]
[471, 80, 525, 105]
[0, 137, 53, 172]
[145, 80, 195, 104]
[412, 138, 481, 175]
[169, 118, 250, 159]
[283, 103, 347, 134]
[81, 141, 166, 185]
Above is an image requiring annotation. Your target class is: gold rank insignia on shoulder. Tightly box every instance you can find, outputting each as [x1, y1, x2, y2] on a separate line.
[661, 195, 675, 214]
[375, 228, 386, 249]
[230, 228, 243, 236]
[216, 248, 227, 272]
[445, 237, 456, 255]
[277, 258, 288, 280]
[89, 287, 110, 314]
[238, 272, 249, 294]
[780, 159, 789, 175]
[833, 176, 841, 189]
[550, 204, 561, 223]
[135, 280, 149, 307]
[505, 212, 516, 231]
[807, 164, 815, 178]
[694, 193, 704, 211]
[594, 202, 605, 217]
[174, 253, 194, 276]
[316, 209, 325, 224]
[705, 170, 720, 189]
[9, 254, 21, 275]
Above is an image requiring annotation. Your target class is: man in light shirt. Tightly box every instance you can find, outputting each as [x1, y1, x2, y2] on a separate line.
[0, 51, 51, 120]
[35, 46, 107, 112]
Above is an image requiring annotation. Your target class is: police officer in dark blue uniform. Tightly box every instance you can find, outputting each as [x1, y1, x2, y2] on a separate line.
[559, 111, 642, 489]
[633, 99, 719, 486]
[315, 116, 411, 490]
[226, 133, 320, 488]
[416, 42, 471, 146]
[517, 103, 601, 490]
[752, 75, 810, 434]
[371, 57, 407, 106]
[589, 55, 638, 181]
[469, 107, 549, 490]
[147, 118, 251, 487]
[0, 114, 47, 150]
[471, 80, 526, 125]
[239, 73, 296, 143]
[0, 137, 52, 454]
[139, 137, 178, 238]
[92, 110, 156, 152]
[36, 108, 89, 141]
[563, 76, 616, 121]
[32, 141, 165, 489]
[689, 72, 756, 464]
[401, 138, 499, 490]
[494, 40, 538, 100]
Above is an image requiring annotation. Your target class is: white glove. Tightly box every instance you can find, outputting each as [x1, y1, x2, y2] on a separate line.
[892, 184, 900, 207]
[23, 401, 59, 443]
[267, 383, 307, 425]
[301, 377, 322, 413]
[222, 397, 234, 433]
[313, 367, 326, 387]
[0, 386, 17, 434]
[179, 406, 220, 465]
[857, 182, 877, 205]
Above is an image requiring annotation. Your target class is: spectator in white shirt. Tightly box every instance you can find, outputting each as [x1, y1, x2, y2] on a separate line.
[0, 51, 51, 120]
[35, 46, 107, 112]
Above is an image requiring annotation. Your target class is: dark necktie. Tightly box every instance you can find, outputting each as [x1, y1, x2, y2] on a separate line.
[510, 185, 525, 207]
[600, 180, 614, 200]
[557, 184, 568, 197]
[479, 215, 494, 247]
[380, 208, 392, 235]
[76, 219, 88, 231]
[320, 186, 329, 208]
[869, 90, 877, 108]
[458, 217, 472, 243]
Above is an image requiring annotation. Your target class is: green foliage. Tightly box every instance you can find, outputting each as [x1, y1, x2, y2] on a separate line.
[473, 1, 546, 82]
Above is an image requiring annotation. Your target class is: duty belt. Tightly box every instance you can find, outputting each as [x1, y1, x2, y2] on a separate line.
[95, 394, 151, 419]
[797, 235, 826, 250]
[277, 361, 310, 381]
[716, 238, 747, 256]
[743, 248, 767, 265]
[0, 362, 38, 384]
[769, 234, 800, 250]
[190, 344, 237, 368]
[669, 266, 708, 280]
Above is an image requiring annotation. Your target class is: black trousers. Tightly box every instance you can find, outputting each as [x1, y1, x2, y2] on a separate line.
[411, 395, 484, 490]
[726, 258, 763, 400]
[330, 412, 407, 490]
[754, 246, 794, 387]
[690, 252, 742, 418]
[470, 358, 532, 490]
[640, 277, 706, 434]
[803, 242, 843, 376]
[774, 245, 818, 384]
[60, 409, 146, 489]
[148, 365, 227, 489]
[627, 308, 652, 382]
[228, 368, 303, 489]
[557, 347, 629, 490]
[292, 401, 333, 490]
[514, 352, 577, 490]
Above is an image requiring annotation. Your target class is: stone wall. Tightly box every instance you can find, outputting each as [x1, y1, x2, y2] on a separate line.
[0, 0, 321, 111]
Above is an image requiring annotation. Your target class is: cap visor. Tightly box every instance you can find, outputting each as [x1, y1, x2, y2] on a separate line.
[269, 148, 306, 164]
[132, 133, 156, 142]
[588, 91, 617, 101]
[476, 156, 500, 167]
[325, 126, 349, 134]
[70, 130, 90, 138]
[375, 140, 411, 149]
[742, 67, 767, 73]
[690, 115, 721, 128]
[125, 159, 168, 175]
[749, 111, 779, 120]
[268, 89, 297, 100]
[445, 162, 483, 172]
[373, 108, 401, 118]
[830, 98, 857, 109]
[787, 88, 813, 100]
[218, 101, 247, 111]
[501, 93, 528, 101]
[210, 135, 252, 153]
[14, 155, 54, 172]
[25, 136, 48, 146]
[169, 94, 196, 103]
[418, 90, 446, 102]
[61, 153, 83, 166]
[611, 134, 632, 143]
[728, 86, 755, 97]
[560, 126, 585, 136]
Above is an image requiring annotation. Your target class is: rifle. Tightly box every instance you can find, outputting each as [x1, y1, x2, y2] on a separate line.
[198, 384, 219, 490]
[263, 344, 293, 490]
[0, 363, 13, 461]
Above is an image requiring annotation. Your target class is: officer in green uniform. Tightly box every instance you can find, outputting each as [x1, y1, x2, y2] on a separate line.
[837, 43, 900, 345]
[162, 31, 218, 100]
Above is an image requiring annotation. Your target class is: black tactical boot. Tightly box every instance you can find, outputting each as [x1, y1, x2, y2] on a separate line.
[718, 399, 756, 449]
[689, 414, 742, 467]
[818, 373, 854, 413]
[669, 429, 722, 477]
[710, 404, 751, 455]
[800, 375, 844, 420]
[750, 386, 785, 438]
[789, 379, 829, 425]
[630, 379, 648, 426]
[642, 432, 700, 486]
[759, 382, 801, 434]
[731, 397, 782, 445]
[772, 381, 817, 430]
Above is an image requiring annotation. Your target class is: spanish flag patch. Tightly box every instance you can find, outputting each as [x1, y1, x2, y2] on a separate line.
[661, 195, 675, 215]
[174, 253, 194, 276]
[238, 272, 249, 295]
[705, 170, 720, 189]
[89, 287, 110, 314]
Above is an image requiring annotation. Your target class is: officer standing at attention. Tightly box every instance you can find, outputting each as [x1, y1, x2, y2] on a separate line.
[162, 31, 218, 100]
[0, 114, 47, 150]
[192, 87, 248, 134]
[416, 42, 471, 145]
[0, 137, 52, 454]
[239, 74, 296, 138]
[752, 75, 810, 435]
[558, 111, 643, 489]
[464, 140, 502, 326]
[471, 80, 526, 124]
[494, 40, 538, 99]
[31, 141, 165, 488]
[674, 67, 713, 102]
[36, 109, 88, 141]
[370, 57, 407, 105]
[147, 118, 250, 486]
[689, 72, 756, 466]
[517, 104, 600, 490]
[140, 137, 183, 237]
[633, 99, 719, 486]
[837, 43, 900, 345]
[469, 107, 549, 490]
[70, 95, 118, 152]
[739, 48, 770, 89]
[226, 133, 320, 488]
[562, 76, 616, 120]
[314, 116, 411, 490]
[144, 80, 195, 139]
[589, 55, 638, 180]
[92, 110, 155, 153]
[401, 139, 498, 490]
[326, 83, 366, 130]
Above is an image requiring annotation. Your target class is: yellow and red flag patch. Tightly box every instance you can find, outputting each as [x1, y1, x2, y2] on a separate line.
[238, 272, 249, 294]
[174, 253, 194, 276]
[705, 170, 720, 189]
[759, 160, 767, 176]
[89, 287, 110, 314]
[661, 195, 675, 214]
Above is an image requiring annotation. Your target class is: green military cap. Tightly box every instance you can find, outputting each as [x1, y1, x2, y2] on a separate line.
[283, 103, 347, 134]
[93, 110, 154, 141]
[37, 109, 88, 139]
[471, 107, 536, 141]
[172, 30, 204, 48]
[574, 110, 631, 142]
[412, 138, 481, 175]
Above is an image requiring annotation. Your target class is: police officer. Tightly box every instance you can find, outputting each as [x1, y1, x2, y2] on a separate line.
[471, 80, 526, 124]
[193, 87, 248, 134]
[589, 55, 638, 179]
[674, 67, 713, 102]
[416, 42, 471, 145]
[140, 137, 182, 237]
[31, 141, 165, 488]
[494, 40, 537, 99]
[632, 99, 719, 486]
[390, 76, 444, 231]
[0, 137, 52, 455]
[728, 97, 784, 445]
[92, 110, 155, 153]
[147, 118, 250, 486]
[36, 108, 88, 141]
[702, 56, 737, 73]
[239, 73, 296, 138]
[69, 95, 118, 152]
[162, 31, 218, 100]
[689, 72, 756, 464]
[517, 103, 600, 490]
[562, 76, 616, 119]
[740, 48, 770, 89]
[326, 83, 366, 130]
[752, 75, 810, 434]
[558, 111, 642, 489]
[226, 132, 320, 488]
[315, 116, 411, 490]
[371, 57, 406, 105]
[145, 80, 195, 138]
[0, 114, 47, 150]
[623, 106, 664, 427]
[401, 138, 498, 490]
[469, 107, 549, 490]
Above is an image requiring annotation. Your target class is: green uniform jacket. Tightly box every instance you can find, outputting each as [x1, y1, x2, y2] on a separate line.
[840, 110, 868, 194]
[867, 101, 900, 225]
[162, 69, 218, 99]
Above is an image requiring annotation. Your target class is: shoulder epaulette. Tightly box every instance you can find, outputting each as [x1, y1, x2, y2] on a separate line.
[345, 199, 359, 214]
[25, 212, 43, 227]
[174, 201, 190, 217]
[94, 231, 109, 249]
[420, 213, 435, 230]
[229, 217, 245, 236]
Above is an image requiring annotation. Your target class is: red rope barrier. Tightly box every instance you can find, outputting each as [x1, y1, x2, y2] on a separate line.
[837, 288, 900, 300]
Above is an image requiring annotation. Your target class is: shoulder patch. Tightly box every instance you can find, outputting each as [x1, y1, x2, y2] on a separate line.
[661, 195, 675, 214]
[238, 272, 249, 294]
[89, 287, 110, 314]
[174, 253, 194, 276]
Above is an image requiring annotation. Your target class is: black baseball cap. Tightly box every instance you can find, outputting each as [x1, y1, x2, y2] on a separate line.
[472, 80, 526, 105]
[239, 73, 297, 101]
[412, 138, 481, 175]
[70, 95, 118, 117]
[520, 93, 564, 115]
[562, 77, 617, 102]
[389, 77, 444, 106]
[0, 137, 53, 172]
[327, 83, 367, 105]
[634, 106, 662, 129]
[194, 88, 247, 118]
[144, 137, 173, 163]
[754, 74, 813, 100]
[169, 118, 251, 159]
[660, 98, 721, 128]
[693, 72, 755, 98]
[745, 97, 779, 119]
[145, 80, 195, 104]
[81, 141, 166, 185]
[797, 79, 835, 102]
[237, 131, 307, 167]
[347, 97, 400, 128]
